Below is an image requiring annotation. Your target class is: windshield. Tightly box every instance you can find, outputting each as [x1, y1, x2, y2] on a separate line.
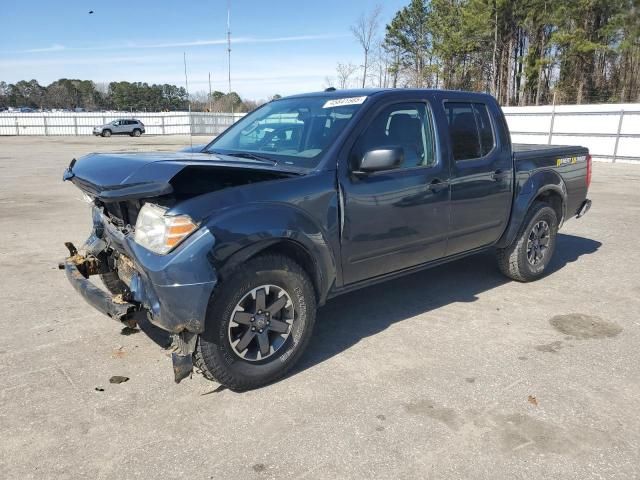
[205, 96, 366, 168]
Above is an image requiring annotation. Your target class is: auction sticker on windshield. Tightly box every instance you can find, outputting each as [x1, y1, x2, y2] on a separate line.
[322, 96, 367, 108]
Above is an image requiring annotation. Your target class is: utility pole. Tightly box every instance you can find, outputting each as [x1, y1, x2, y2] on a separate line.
[183, 52, 190, 109]
[227, 0, 232, 95]
[227, 0, 234, 118]
[183, 52, 193, 149]
[208, 72, 213, 112]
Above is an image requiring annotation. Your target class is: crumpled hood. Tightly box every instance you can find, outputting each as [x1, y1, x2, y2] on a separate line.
[63, 151, 295, 201]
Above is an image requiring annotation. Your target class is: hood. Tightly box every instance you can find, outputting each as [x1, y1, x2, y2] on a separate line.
[63, 151, 299, 202]
[179, 144, 207, 153]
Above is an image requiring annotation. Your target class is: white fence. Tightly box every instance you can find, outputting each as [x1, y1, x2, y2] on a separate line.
[2, 104, 638, 163]
[503, 103, 640, 163]
[0, 112, 245, 136]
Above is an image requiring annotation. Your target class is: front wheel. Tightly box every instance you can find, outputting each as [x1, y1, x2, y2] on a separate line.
[194, 254, 316, 391]
[101, 129, 112, 137]
[496, 201, 558, 282]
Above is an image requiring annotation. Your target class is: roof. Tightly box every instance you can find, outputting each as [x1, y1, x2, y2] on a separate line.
[283, 88, 391, 99]
[282, 88, 495, 101]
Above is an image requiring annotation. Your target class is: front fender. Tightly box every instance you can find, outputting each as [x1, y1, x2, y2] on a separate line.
[496, 169, 567, 248]
[206, 203, 338, 304]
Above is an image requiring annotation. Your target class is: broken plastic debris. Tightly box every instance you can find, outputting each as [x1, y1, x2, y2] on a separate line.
[109, 376, 130, 384]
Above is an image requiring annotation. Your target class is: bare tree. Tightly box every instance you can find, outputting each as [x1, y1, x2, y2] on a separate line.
[336, 62, 358, 89]
[350, 4, 383, 88]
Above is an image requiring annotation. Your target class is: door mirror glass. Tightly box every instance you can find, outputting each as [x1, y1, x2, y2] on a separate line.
[358, 147, 404, 173]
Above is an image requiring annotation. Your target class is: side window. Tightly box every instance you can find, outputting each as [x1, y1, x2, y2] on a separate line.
[445, 101, 495, 161]
[473, 104, 495, 156]
[353, 102, 437, 170]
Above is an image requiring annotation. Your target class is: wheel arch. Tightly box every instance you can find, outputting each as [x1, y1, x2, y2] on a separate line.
[533, 188, 564, 227]
[217, 238, 325, 304]
[208, 204, 338, 306]
[496, 169, 567, 248]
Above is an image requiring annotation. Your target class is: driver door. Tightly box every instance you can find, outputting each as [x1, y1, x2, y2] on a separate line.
[339, 101, 450, 285]
[111, 120, 123, 134]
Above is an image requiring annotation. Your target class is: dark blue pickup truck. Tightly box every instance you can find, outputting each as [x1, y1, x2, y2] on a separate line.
[62, 89, 592, 390]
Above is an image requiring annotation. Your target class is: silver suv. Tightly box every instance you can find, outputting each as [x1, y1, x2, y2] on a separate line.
[93, 119, 145, 137]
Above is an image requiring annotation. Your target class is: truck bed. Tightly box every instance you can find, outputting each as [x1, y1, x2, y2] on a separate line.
[512, 143, 590, 220]
[512, 143, 588, 161]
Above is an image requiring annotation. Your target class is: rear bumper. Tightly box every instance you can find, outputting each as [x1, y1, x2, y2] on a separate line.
[64, 206, 217, 334]
[577, 198, 592, 218]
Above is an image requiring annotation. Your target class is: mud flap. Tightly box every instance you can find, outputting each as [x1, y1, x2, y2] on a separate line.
[171, 331, 198, 383]
[172, 353, 194, 384]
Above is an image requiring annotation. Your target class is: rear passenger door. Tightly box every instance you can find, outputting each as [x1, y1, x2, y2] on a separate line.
[444, 101, 513, 255]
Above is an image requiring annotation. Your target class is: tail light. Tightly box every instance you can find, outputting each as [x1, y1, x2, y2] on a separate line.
[586, 154, 592, 189]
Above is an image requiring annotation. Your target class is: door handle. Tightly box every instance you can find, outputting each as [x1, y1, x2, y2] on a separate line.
[427, 179, 449, 192]
[491, 169, 509, 181]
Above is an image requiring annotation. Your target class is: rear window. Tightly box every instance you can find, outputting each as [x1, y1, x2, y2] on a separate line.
[445, 102, 495, 161]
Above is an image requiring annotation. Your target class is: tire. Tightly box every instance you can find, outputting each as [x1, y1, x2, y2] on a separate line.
[194, 254, 317, 391]
[100, 271, 127, 295]
[496, 201, 558, 282]
[101, 129, 112, 137]
[131, 129, 141, 137]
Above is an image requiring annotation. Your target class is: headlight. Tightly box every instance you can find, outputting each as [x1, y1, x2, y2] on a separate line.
[133, 203, 198, 254]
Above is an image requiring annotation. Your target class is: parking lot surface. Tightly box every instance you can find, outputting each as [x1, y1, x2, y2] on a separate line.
[1, 136, 639, 479]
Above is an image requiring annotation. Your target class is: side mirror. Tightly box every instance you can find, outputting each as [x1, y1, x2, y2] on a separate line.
[357, 147, 404, 173]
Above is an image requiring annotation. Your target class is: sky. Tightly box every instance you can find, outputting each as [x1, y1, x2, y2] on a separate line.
[0, 0, 408, 99]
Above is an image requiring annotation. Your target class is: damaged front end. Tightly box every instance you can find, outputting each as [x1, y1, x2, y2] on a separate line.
[62, 241, 139, 325]
[61, 151, 298, 383]
[62, 203, 217, 383]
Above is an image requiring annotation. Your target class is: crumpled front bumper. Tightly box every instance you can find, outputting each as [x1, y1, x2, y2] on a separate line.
[64, 255, 138, 323]
[64, 206, 218, 335]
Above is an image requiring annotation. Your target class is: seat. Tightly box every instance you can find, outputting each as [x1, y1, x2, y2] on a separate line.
[387, 114, 423, 167]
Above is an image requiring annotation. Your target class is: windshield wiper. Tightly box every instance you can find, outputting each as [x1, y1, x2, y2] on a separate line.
[208, 150, 277, 165]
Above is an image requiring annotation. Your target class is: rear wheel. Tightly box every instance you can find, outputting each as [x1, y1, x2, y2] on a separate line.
[131, 129, 142, 137]
[194, 254, 316, 391]
[101, 129, 112, 137]
[496, 201, 558, 282]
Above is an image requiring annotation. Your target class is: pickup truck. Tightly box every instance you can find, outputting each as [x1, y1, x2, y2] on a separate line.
[62, 89, 592, 390]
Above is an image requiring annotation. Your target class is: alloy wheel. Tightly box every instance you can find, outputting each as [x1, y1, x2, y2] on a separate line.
[227, 285, 294, 362]
[527, 220, 550, 265]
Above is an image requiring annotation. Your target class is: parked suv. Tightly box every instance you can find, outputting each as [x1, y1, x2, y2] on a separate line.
[93, 119, 145, 137]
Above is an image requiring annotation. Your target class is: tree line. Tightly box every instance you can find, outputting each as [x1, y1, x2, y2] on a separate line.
[338, 0, 639, 105]
[0, 79, 266, 112]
